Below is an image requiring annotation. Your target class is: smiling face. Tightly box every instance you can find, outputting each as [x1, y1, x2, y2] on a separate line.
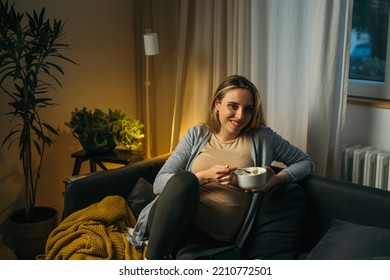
[214, 88, 254, 141]
[205, 75, 266, 137]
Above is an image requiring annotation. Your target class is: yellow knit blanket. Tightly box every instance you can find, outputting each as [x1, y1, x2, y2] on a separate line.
[45, 195, 145, 260]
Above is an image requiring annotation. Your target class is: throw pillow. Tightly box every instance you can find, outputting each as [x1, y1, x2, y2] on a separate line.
[126, 177, 156, 219]
[241, 183, 307, 260]
[306, 219, 390, 259]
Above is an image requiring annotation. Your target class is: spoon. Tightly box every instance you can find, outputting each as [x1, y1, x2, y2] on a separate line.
[236, 168, 259, 175]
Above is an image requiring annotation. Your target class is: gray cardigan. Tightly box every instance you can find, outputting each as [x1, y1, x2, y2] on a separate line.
[128, 124, 314, 253]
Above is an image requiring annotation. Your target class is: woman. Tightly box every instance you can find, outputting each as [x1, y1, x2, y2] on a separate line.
[130, 75, 314, 259]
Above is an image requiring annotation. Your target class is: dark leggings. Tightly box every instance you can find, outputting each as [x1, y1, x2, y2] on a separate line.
[146, 171, 200, 259]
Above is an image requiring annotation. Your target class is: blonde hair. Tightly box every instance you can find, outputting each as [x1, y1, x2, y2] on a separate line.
[205, 75, 266, 134]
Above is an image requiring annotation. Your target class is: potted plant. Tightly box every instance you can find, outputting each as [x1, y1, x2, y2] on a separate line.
[0, 1, 76, 259]
[66, 107, 145, 153]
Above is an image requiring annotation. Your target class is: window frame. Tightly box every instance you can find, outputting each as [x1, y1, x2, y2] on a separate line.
[347, 5, 390, 104]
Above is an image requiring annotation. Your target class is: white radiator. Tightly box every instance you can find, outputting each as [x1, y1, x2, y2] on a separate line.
[341, 145, 390, 191]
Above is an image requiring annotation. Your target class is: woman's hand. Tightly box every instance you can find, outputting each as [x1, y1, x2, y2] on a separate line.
[246, 166, 287, 193]
[195, 164, 237, 185]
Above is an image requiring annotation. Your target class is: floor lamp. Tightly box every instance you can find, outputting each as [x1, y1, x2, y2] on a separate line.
[143, 30, 159, 159]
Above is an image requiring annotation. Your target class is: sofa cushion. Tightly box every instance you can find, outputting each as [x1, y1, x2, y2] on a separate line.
[241, 183, 307, 259]
[126, 177, 156, 219]
[306, 219, 390, 259]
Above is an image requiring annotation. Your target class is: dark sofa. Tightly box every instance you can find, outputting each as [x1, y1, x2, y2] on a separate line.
[63, 153, 390, 259]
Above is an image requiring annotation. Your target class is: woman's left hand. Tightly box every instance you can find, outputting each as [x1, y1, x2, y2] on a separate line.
[246, 166, 287, 193]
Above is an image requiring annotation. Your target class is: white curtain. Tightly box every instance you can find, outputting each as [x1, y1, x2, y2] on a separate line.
[138, 0, 352, 178]
[250, 0, 353, 178]
[169, 0, 253, 151]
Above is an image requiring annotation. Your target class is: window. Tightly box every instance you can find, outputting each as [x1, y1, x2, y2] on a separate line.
[348, 0, 390, 100]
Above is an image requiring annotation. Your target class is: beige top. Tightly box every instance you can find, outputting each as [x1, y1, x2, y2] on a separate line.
[191, 134, 254, 242]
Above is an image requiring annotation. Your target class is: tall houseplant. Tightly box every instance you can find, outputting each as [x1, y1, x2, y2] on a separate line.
[0, 0, 76, 225]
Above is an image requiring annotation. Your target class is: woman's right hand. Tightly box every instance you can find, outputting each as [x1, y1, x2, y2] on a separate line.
[246, 166, 287, 193]
[195, 164, 237, 185]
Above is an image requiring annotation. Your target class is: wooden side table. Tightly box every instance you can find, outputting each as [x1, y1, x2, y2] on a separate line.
[70, 149, 144, 175]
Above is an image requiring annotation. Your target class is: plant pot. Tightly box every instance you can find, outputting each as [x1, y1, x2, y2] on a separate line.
[0, 234, 17, 260]
[7, 206, 58, 260]
[78, 131, 116, 154]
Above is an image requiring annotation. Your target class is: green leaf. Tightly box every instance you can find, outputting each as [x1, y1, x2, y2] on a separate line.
[33, 140, 42, 156]
[1, 128, 20, 148]
[42, 122, 58, 135]
[46, 61, 64, 75]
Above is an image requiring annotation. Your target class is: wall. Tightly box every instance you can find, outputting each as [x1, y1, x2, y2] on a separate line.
[0, 0, 138, 236]
[343, 103, 390, 151]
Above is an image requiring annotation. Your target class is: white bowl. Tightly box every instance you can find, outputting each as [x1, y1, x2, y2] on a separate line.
[234, 167, 267, 189]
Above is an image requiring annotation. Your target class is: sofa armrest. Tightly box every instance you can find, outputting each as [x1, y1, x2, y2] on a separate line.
[298, 174, 390, 252]
[63, 153, 170, 218]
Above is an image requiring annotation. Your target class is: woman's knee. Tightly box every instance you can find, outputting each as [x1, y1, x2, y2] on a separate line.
[164, 171, 200, 201]
[148, 171, 200, 233]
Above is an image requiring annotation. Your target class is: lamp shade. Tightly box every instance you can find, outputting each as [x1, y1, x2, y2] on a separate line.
[143, 33, 159, 56]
